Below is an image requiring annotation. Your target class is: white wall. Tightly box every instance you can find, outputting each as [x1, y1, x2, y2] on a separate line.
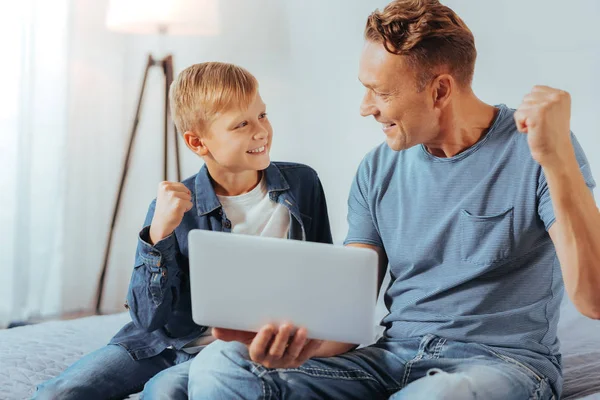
[57, 0, 599, 313]
[450, 0, 600, 196]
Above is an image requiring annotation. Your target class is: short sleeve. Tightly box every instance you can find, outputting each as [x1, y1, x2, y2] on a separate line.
[344, 158, 383, 248]
[537, 133, 596, 231]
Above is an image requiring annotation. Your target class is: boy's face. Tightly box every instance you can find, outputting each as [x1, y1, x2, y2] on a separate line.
[199, 92, 273, 173]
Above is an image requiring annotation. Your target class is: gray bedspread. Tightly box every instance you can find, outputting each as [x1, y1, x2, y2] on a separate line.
[558, 298, 600, 400]
[0, 313, 136, 400]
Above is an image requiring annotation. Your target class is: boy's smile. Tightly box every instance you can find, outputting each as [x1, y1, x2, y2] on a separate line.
[247, 143, 267, 155]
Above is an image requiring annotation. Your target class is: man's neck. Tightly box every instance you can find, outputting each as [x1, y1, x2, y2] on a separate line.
[424, 94, 499, 158]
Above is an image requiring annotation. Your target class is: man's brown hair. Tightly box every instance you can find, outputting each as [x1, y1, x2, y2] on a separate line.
[365, 0, 476, 90]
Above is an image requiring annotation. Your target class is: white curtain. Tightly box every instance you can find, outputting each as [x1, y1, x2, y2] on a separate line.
[0, 0, 69, 327]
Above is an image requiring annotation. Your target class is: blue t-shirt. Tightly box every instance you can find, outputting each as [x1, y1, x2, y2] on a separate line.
[345, 104, 596, 395]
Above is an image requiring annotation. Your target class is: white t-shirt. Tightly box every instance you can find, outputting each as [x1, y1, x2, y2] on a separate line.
[183, 176, 290, 353]
[217, 176, 290, 238]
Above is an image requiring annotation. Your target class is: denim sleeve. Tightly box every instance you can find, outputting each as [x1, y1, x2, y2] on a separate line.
[537, 133, 597, 231]
[344, 159, 383, 248]
[311, 172, 333, 244]
[126, 199, 181, 332]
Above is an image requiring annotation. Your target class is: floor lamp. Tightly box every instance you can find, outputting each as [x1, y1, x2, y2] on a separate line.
[96, 0, 220, 314]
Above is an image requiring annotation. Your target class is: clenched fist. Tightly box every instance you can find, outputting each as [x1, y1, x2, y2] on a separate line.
[149, 182, 193, 244]
[514, 85, 573, 168]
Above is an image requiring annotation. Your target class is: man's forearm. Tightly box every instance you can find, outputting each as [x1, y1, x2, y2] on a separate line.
[313, 341, 358, 358]
[545, 153, 600, 318]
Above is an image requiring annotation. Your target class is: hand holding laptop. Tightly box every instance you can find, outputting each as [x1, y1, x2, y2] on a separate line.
[213, 323, 324, 369]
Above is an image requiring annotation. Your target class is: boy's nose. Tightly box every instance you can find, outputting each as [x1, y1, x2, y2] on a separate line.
[254, 127, 268, 140]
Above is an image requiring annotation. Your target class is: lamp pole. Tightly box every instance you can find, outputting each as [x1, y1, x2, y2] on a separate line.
[94, 54, 180, 314]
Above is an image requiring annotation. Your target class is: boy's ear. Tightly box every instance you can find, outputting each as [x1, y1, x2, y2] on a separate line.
[183, 131, 209, 156]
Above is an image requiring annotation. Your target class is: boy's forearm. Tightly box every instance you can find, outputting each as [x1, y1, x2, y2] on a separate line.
[127, 226, 181, 331]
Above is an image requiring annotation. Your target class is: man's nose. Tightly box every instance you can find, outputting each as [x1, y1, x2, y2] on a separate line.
[360, 92, 377, 117]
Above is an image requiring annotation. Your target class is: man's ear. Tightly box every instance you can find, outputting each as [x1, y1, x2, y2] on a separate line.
[183, 131, 209, 156]
[431, 74, 453, 109]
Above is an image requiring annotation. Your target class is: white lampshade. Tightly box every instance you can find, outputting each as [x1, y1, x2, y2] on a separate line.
[106, 0, 220, 36]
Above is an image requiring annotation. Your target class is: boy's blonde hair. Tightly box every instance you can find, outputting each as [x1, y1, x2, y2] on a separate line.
[169, 62, 259, 135]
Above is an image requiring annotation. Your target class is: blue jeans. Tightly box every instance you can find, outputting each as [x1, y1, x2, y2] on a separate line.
[188, 335, 556, 400]
[33, 344, 195, 400]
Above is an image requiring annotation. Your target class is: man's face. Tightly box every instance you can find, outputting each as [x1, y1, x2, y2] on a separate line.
[358, 40, 439, 151]
[202, 92, 273, 173]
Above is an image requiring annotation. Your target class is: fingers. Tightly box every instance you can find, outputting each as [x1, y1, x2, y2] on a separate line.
[249, 325, 322, 369]
[285, 327, 307, 360]
[515, 91, 546, 133]
[522, 86, 570, 108]
[158, 182, 193, 212]
[522, 93, 543, 105]
[513, 109, 528, 133]
[530, 85, 556, 93]
[249, 325, 276, 364]
[167, 197, 192, 214]
[168, 190, 191, 199]
[166, 190, 191, 203]
[159, 181, 190, 194]
[170, 193, 193, 208]
[165, 189, 192, 199]
[268, 324, 293, 360]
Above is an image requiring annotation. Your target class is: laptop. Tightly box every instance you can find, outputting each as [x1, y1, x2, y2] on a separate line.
[188, 230, 378, 344]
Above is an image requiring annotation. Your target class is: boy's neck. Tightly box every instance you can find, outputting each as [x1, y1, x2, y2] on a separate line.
[208, 167, 262, 196]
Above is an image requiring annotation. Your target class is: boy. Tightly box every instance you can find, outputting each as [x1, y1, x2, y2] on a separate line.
[35, 62, 333, 399]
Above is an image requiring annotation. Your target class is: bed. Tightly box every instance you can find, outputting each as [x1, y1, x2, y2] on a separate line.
[1, 296, 599, 400]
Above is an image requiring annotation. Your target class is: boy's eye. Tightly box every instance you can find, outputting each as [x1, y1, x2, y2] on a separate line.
[259, 112, 268, 119]
[235, 121, 248, 129]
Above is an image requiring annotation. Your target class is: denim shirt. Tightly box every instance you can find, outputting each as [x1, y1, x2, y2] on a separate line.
[110, 162, 333, 360]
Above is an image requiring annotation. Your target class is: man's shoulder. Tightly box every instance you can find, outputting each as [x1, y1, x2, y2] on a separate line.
[486, 104, 528, 146]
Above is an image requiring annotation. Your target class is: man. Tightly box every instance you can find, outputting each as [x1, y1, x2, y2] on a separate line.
[187, 1, 600, 399]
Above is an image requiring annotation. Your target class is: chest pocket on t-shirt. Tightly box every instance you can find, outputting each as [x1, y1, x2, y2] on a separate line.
[460, 207, 514, 265]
